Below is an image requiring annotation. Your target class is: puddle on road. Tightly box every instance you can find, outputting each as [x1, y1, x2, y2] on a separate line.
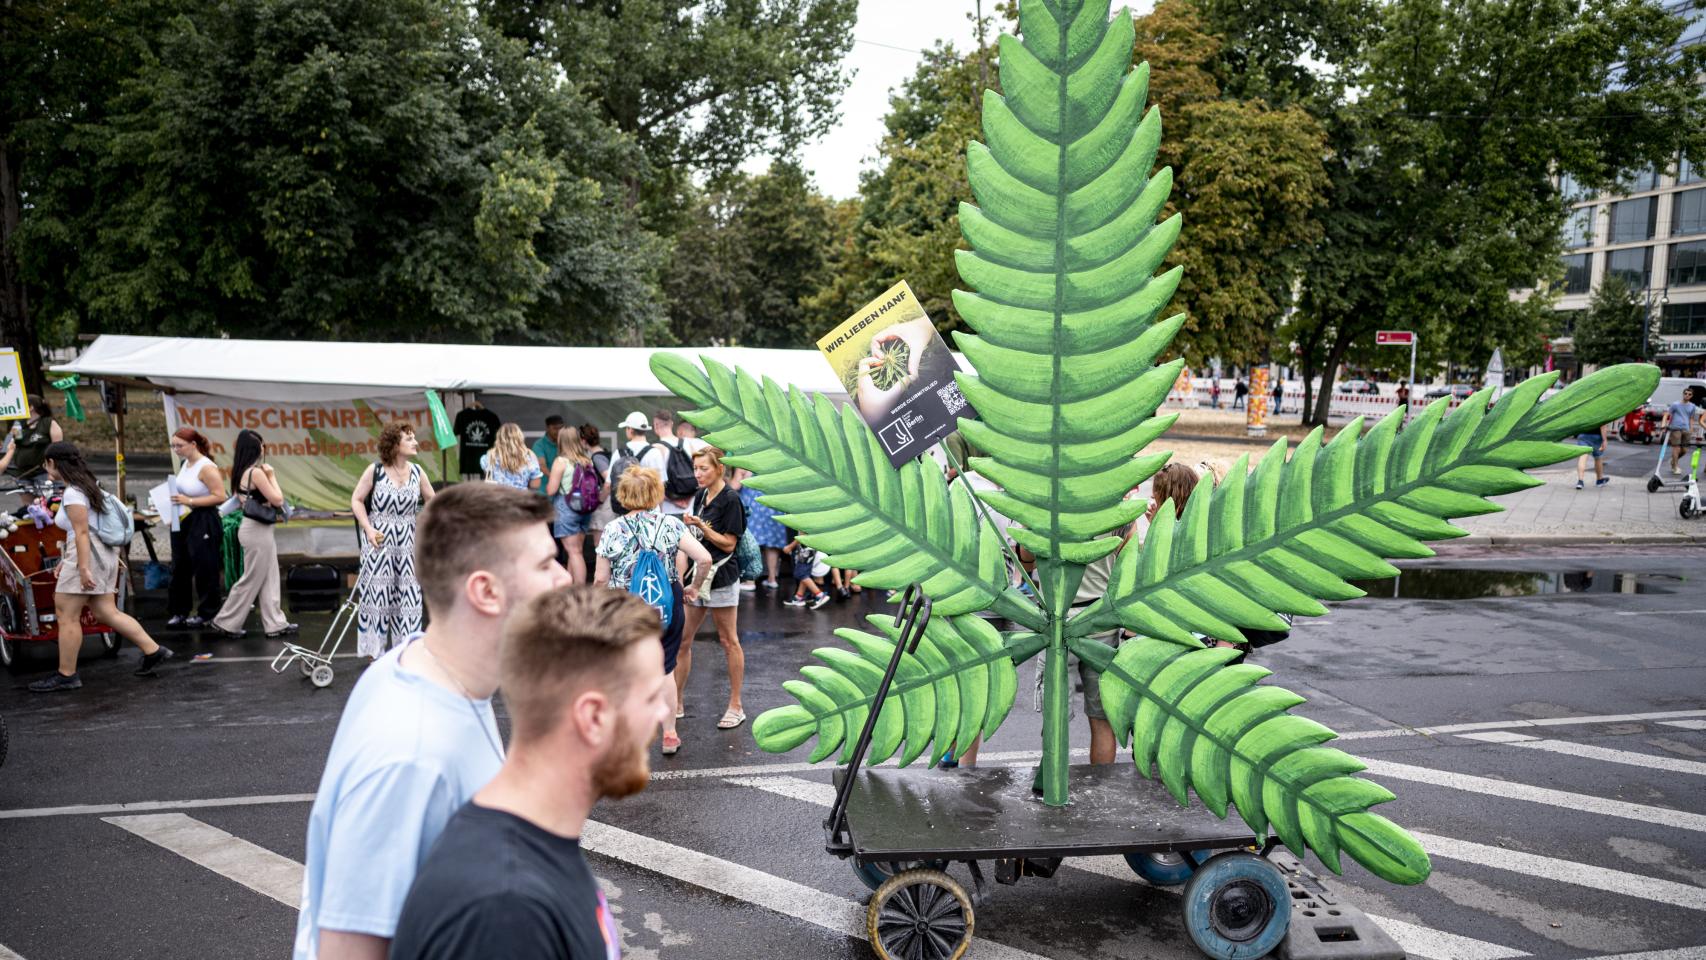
[1347, 568, 1684, 599]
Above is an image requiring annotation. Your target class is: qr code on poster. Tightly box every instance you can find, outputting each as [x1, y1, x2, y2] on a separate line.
[937, 382, 968, 415]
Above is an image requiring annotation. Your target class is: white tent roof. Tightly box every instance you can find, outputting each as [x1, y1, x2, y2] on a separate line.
[55, 335, 851, 404]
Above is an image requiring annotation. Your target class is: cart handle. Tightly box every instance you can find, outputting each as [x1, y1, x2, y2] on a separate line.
[824, 584, 932, 841]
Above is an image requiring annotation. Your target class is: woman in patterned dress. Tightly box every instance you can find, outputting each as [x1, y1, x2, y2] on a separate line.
[734, 468, 788, 592]
[350, 420, 436, 658]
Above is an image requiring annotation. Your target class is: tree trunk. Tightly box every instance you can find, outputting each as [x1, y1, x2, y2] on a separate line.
[0, 138, 44, 398]
[1309, 331, 1350, 426]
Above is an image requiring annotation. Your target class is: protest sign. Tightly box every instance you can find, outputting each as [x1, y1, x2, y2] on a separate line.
[816, 281, 972, 467]
[0, 352, 29, 421]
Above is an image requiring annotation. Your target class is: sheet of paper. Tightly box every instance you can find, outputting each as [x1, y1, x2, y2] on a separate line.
[164, 477, 181, 532]
[148, 482, 177, 533]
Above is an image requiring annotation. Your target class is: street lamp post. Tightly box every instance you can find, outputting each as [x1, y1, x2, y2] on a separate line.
[1643, 286, 1670, 363]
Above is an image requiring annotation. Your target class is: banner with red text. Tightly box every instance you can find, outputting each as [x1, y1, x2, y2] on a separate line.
[163, 394, 453, 511]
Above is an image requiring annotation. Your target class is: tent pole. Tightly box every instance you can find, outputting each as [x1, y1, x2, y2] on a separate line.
[114, 389, 127, 502]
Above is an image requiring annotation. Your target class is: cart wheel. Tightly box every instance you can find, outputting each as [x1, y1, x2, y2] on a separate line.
[310, 664, 335, 688]
[867, 869, 973, 960]
[1648, 475, 1664, 493]
[1180, 852, 1289, 960]
[299, 658, 315, 678]
[0, 596, 18, 671]
[854, 859, 951, 892]
[1123, 849, 1209, 887]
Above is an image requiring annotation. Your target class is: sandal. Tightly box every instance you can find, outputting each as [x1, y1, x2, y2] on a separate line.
[717, 709, 747, 730]
[661, 733, 681, 756]
[675, 707, 686, 720]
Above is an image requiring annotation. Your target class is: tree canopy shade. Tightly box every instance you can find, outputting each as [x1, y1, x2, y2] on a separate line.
[12, 0, 670, 347]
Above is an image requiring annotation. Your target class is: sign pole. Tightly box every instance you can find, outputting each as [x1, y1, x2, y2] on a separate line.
[1409, 338, 1416, 390]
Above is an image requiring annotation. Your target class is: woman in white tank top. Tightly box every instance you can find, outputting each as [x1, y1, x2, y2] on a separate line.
[166, 427, 227, 628]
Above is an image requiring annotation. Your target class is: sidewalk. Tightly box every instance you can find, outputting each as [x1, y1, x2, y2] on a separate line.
[1454, 466, 1705, 545]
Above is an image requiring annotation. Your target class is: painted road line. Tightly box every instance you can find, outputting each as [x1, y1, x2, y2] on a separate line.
[579, 819, 1051, 960]
[1413, 831, 1706, 912]
[0, 944, 25, 960]
[1359, 758, 1706, 833]
[1583, 948, 1706, 959]
[1613, 609, 1706, 616]
[0, 793, 316, 821]
[1662, 720, 1706, 730]
[731, 774, 1527, 960]
[1338, 710, 1706, 741]
[1457, 731, 1706, 776]
[105, 813, 302, 906]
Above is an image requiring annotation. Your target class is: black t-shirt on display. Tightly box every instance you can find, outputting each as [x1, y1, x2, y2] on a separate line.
[453, 407, 500, 475]
[690, 485, 747, 589]
[391, 804, 620, 960]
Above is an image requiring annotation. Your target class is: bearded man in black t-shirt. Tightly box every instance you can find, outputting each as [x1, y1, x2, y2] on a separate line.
[391, 587, 671, 960]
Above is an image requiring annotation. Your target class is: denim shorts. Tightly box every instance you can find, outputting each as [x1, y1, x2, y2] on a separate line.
[553, 497, 593, 537]
[1575, 433, 1605, 459]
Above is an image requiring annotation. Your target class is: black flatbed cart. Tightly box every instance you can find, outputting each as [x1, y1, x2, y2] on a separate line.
[825, 588, 1403, 960]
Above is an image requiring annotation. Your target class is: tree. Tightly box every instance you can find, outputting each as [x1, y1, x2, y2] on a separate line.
[1575, 274, 1657, 366]
[481, 0, 857, 230]
[1248, 0, 1706, 423]
[14, 0, 669, 346]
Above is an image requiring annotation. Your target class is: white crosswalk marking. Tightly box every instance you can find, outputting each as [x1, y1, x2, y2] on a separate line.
[105, 813, 303, 906]
[1661, 719, 1706, 731]
[725, 773, 1529, 960]
[1337, 709, 1706, 740]
[1412, 832, 1706, 911]
[1457, 731, 1706, 776]
[580, 820, 1052, 960]
[0, 944, 27, 960]
[1359, 757, 1706, 832]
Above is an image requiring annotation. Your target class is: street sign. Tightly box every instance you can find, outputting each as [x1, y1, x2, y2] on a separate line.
[1376, 330, 1415, 345]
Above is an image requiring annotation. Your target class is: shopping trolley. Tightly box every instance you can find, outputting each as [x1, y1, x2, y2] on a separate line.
[270, 561, 372, 688]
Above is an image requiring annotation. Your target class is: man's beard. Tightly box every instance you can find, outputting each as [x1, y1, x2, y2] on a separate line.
[591, 714, 653, 800]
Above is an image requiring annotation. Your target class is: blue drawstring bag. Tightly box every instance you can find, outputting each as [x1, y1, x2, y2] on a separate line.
[627, 516, 675, 630]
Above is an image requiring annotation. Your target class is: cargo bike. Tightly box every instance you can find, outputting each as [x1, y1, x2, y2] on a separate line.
[826, 588, 1394, 960]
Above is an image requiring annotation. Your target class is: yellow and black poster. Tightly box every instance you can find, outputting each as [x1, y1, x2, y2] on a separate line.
[817, 281, 972, 467]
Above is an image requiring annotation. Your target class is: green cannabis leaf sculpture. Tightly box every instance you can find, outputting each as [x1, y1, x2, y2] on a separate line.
[648, 0, 1659, 887]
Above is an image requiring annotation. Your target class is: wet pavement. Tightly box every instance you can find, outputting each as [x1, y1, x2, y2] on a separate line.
[0, 544, 1704, 959]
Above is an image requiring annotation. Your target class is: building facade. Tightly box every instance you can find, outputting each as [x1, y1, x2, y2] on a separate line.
[1548, 156, 1706, 378]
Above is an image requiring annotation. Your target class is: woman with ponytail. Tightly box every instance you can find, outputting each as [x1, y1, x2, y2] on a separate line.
[166, 427, 227, 628]
[27, 442, 173, 692]
[209, 430, 296, 639]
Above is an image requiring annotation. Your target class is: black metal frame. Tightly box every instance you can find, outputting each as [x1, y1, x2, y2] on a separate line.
[824, 584, 933, 858]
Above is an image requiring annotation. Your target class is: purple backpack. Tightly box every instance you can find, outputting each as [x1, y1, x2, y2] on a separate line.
[566, 461, 602, 514]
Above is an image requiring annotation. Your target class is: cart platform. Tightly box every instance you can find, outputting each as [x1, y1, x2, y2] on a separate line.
[843, 761, 1261, 863]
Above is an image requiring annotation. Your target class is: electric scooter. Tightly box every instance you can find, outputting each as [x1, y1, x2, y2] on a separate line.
[1681, 448, 1702, 520]
[1646, 427, 1694, 493]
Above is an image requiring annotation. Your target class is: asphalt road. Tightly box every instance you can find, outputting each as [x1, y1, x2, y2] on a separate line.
[1, 544, 1703, 960]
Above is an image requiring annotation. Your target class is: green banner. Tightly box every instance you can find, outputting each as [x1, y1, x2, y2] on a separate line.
[425, 389, 456, 451]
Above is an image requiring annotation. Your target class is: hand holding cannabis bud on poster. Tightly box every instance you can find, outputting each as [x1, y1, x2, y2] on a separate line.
[855, 317, 934, 421]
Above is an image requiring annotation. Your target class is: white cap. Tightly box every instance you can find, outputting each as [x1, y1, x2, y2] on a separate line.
[618, 411, 650, 431]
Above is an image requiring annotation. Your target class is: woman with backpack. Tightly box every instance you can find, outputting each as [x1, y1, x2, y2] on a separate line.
[28, 442, 174, 692]
[578, 424, 615, 551]
[594, 465, 713, 756]
[351, 420, 436, 658]
[546, 427, 600, 584]
[208, 430, 297, 639]
[166, 427, 228, 628]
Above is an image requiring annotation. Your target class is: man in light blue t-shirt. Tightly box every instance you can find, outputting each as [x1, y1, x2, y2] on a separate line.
[1665, 386, 1704, 476]
[294, 483, 570, 960]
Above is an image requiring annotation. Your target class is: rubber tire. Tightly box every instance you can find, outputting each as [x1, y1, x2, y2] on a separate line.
[1124, 849, 1210, 886]
[867, 868, 973, 960]
[1648, 475, 1664, 493]
[100, 629, 121, 657]
[299, 658, 315, 678]
[854, 859, 951, 893]
[310, 664, 335, 688]
[0, 596, 18, 671]
[1180, 851, 1290, 960]
[1682, 496, 1701, 520]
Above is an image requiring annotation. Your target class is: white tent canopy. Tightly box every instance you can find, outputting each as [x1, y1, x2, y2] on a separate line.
[55, 335, 851, 404]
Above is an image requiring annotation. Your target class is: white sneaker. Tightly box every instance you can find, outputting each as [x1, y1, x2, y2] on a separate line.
[784, 596, 807, 607]
[810, 592, 833, 610]
[738, 581, 756, 592]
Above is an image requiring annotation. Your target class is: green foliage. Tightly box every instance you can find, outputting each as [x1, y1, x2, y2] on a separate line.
[651, 0, 1664, 889]
[1575, 274, 1658, 367]
[752, 613, 1022, 767]
[1097, 641, 1430, 884]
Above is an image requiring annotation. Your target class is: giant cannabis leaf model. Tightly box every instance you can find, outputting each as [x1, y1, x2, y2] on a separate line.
[648, 0, 1658, 887]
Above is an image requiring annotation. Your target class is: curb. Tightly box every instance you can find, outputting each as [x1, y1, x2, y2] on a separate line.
[1449, 533, 1706, 546]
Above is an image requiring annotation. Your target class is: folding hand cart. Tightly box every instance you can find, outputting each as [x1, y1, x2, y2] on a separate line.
[269, 561, 371, 688]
